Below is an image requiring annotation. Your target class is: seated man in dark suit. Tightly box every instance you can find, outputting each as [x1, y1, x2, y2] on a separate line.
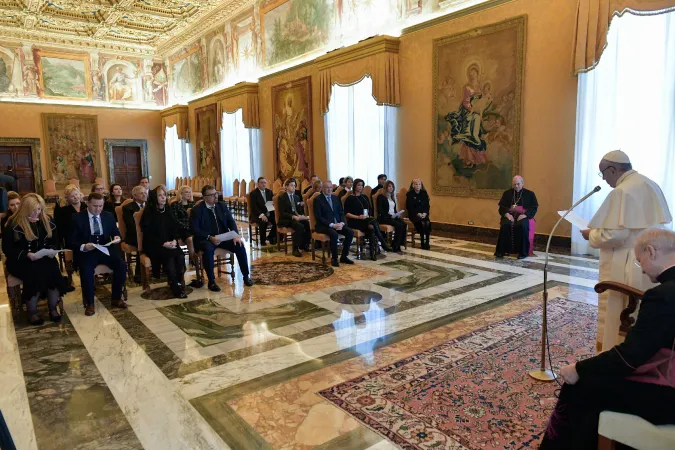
[278, 178, 311, 257]
[191, 184, 253, 291]
[123, 185, 147, 281]
[313, 180, 354, 267]
[70, 193, 127, 316]
[250, 177, 277, 246]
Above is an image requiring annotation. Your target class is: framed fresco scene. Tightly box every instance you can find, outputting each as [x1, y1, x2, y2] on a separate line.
[272, 76, 313, 183]
[195, 104, 221, 179]
[41, 113, 100, 189]
[36, 50, 91, 101]
[432, 16, 526, 199]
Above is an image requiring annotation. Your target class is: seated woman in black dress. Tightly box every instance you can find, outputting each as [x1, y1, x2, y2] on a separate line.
[169, 185, 195, 238]
[104, 183, 124, 215]
[55, 185, 87, 248]
[406, 178, 432, 249]
[2, 194, 67, 325]
[1, 191, 20, 231]
[344, 178, 392, 260]
[141, 185, 187, 298]
[377, 180, 407, 254]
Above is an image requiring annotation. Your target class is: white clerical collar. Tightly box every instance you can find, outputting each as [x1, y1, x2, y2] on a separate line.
[616, 170, 636, 187]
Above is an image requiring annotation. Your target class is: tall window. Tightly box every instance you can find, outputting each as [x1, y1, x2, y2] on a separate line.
[324, 76, 397, 187]
[164, 125, 192, 190]
[572, 11, 675, 255]
[220, 109, 261, 196]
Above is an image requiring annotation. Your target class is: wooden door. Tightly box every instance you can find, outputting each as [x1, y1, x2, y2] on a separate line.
[112, 146, 142, 196]
[0, 146, 34, 194]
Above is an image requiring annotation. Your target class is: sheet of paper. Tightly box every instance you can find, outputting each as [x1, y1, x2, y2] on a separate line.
[93, 244, 110, 256]
[215, 231, 239, 242]
[265, 200, 275, 212]
[33, 248, 62, 259]
[104, 238, 121, 247]
[557, 210, 589, 229]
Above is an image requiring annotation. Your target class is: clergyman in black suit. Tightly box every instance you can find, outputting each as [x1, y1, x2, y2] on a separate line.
[278, 178, 311, 257]
[249, 177, 277, 245]
[70, 193, 127, 317]
[313, 180, 354, 267]
[539, 227, 675, 449]
[191, 184, 253, 291]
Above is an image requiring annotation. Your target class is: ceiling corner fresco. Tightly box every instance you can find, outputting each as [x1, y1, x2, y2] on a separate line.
[0, 0, 487, 108]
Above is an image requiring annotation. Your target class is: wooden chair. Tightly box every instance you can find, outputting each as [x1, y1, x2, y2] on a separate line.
[116, 199, 137, 280]
[363, 185, 372, 199]
[397, 187, 416, 248]
[43, 179, 60, 205]
[187, 208, 235, 282]
[238, 179, 248, 219]
[334, 186, 344, 198]
[216, 177, 223, 196]
[227, 179, 240, 212]
[68, 178, 80, 188]
[133, 209, 153, 291]
[64, 249, 128, 303]
[307, 192, 332, 264]
[341, 193, 367, 259]
[247, 192, 260, 248]
[272, 179, 283, 195]
[372, 191, 395, 246]
[593, 282, 675, 449]
[95, 177, 106, 188]
[300, 178, 310, 193]
[274, 194, 294, 254]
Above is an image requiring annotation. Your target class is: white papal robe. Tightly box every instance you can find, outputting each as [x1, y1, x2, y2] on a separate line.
[589, 170, 671, 352]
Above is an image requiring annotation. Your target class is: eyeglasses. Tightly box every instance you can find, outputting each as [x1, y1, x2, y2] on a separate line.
[634, 259, 641, 268]
[203, 193, 217, 198]
[598, 166, 615, 178]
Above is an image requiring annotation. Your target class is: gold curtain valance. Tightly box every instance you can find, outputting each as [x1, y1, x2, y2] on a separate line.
[316, 36, 400, 114]
[574, 0, 675, 74]
[214, 82, 260, 129]
[160, 105, 189, 140]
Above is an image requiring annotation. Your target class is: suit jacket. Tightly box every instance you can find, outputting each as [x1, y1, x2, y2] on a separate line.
[278, 192, 305, 227]
[576, 266, 675, 382]
[250, 188, 274, 220]
[313, 194, 345, 228]
[70, 210, 122, 263]
[190, 201, 238, 247]
[123, 201, 143, 246]
[377, 194, 398, 221]
[54, 201, 87, 247]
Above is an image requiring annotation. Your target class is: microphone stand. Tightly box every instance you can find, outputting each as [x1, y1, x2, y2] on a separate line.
[528, 185, 601, 382]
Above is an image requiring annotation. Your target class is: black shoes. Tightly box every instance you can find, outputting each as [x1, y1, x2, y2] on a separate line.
[208, 280, 221, 292]
[302, 245, 311, 252]
[495, 253, 504, 259]
[382, 243, 393, 252]
[188, 279, 203, 288]
[49, 310, 62, 323]
[292, 248, 302, 257]
[331, 259, 339, 267]
[244, 277, 254, 287]
[517, 254, 528, 260]
[340, 256, 354, 265]
[28, 313, 44, 326]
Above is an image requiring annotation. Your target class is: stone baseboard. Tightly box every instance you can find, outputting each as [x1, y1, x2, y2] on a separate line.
[432, 222, 571, 249]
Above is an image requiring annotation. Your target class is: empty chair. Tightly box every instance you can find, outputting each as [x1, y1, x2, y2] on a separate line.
[68, 178, 80, 188]
[307, 192, 332, 264]
[43, 179, 60, 204]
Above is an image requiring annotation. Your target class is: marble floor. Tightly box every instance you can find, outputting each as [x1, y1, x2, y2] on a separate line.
[0, 230, 599, 450]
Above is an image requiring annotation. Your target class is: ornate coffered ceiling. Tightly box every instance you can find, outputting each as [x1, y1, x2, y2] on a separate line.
[0, 0, 254, 56]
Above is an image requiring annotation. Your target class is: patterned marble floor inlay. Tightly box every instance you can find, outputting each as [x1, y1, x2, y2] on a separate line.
[330, 290, 383, 305]
[158, 298, 333, 346]
[0, 231, 602, 449]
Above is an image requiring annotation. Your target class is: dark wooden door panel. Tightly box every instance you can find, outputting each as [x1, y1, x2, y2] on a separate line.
[112, 146, 142, 196]
[0, 146, 34, 194]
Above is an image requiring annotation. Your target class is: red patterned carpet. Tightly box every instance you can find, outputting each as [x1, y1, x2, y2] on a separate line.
[319, 298, 597, 449]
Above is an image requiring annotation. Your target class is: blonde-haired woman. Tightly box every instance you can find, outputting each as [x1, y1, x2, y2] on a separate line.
[170, 184, 195, 238]
[2, 194, 66, 325]
[55, 184, 86, 247]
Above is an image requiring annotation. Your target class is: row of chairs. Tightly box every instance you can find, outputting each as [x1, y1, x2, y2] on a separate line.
[170, 176, 223, 199]
[223, 178, 314, 221]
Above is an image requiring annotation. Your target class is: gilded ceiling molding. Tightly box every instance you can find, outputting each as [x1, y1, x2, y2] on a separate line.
[211, 82, 260, 129]
[315, 35, 400, 114]
[160, 105, 189, 140]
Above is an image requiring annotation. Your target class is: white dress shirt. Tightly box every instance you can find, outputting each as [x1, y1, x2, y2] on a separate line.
[387, 198, 396, 216]
[80, 210, 102, 251]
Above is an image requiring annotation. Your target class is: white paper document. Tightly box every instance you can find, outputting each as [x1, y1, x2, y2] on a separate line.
[104, 238, 122, 246]
[265, 200, 275, 212]
[93, 244, 110, 256]
[215, 231, 239, 242]
[557, 210, 589, 229]
[394, 210, 405, 218]
[33, 248, 63, 259]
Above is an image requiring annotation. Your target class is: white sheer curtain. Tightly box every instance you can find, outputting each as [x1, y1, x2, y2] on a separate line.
[164, 125, 192, 189]
[572, 11, 675, 255]
[220, 109, 261, 196]
[324, 76, 398, 187]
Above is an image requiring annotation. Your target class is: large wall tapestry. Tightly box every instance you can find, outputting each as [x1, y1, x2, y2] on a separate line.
[195, 104, 221, 179]
[41, 113, 100, 188]
[261, 0, 332, 68]
[36, 51, 91, 100]
[432, 16, 526, 199]
[272, 76, 313, 182]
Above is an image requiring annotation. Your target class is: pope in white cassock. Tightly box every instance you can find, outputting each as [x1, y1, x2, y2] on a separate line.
[581, 150, 671, 352]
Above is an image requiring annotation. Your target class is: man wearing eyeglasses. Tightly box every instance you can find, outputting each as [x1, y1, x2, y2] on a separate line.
[191, 184, 253, 290]
[580, 150, 671, 352]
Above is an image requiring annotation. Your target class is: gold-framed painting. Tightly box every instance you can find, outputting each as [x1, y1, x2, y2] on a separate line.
[272, 76, 313, 183]
[41, 113, 101, 189]
[195, 103, 220, 179]
[432, 15, 526, 199]
[36, 50, 91, 101]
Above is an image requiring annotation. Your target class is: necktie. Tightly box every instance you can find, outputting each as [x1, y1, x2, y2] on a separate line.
[93, 216, 101, 235]
[290, 194, 296, 213]
[262, 190, 266, 202]
[326, 196, 333, 210]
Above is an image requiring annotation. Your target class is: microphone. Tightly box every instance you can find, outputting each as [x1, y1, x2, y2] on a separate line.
[528, 185, 601, 382]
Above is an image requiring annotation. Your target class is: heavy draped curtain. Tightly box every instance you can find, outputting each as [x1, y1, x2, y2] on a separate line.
[572, 11, 675, 255]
